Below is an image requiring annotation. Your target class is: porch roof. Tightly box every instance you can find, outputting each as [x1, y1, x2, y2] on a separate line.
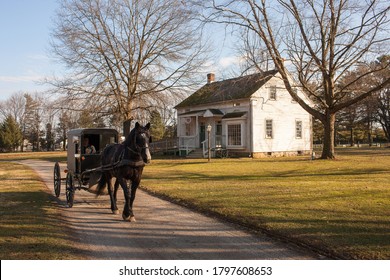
[175, 69, 278, 108]
[204, 109, 224, 116]
[178, 108, 224, 117]
[222, 112, 247, 119]
[178, 110, 205, 116]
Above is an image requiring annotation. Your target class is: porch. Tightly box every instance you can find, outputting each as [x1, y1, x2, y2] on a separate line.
[176, 109, 225, 158]
[149, 137, 227, 158]
[179, 135, 227, 158]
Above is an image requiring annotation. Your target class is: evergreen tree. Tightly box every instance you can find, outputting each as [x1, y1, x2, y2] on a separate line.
[23, 94, 41, 151]
[0, 115, 23, 152]
[77, 110, 95, 128]
[149, 110, 165, 141]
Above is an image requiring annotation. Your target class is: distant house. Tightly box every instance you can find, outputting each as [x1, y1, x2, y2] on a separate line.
[175, 70, 313, 158]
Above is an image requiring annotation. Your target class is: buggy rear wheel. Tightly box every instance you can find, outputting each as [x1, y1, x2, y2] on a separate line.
[66, 172, 75, 208]
[53, 162, 61, 197]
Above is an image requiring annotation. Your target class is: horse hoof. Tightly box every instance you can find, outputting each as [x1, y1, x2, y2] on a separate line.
[112, 209, 119, 214]
[122, 213, 136, 222]
[122, 213, 136, 221]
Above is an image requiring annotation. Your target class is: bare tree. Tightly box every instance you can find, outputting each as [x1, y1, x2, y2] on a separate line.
[56, 109, 78, 151]
[235, 28, 274, 75]
[0, 92, 26, 124]
[338, 100, 360, 146]
[49, 0, 209, 122]
[209, 0, 390, 158]
[377, 89, 390, 141]
[375, 56, 390, 141]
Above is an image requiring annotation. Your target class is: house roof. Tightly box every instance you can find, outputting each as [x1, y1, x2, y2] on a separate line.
[175, 70, 278, 108]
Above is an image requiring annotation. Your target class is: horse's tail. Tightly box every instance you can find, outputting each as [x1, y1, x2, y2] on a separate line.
[96, 172, 107, 196]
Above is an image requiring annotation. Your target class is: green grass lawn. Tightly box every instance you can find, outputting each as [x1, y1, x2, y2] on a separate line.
[0, 149, 389, 259]
[0, 153, 85, 259]
[142, 147, 390, 259]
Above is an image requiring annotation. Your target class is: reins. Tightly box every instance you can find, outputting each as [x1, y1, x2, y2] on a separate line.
[97, 147, 145, 173]
[94, 127, 149, 173]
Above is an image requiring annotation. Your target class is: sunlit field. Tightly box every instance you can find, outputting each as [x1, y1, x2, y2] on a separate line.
[1, 148, 389, 259]
[142, 147, 390, 259]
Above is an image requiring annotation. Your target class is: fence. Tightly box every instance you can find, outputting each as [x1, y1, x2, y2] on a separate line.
[149, 138, 179, 155]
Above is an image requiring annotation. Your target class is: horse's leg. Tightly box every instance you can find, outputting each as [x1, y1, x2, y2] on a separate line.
[128, 180, 139, 222]
[112, 178, 120, 214]
[107, 175, 119, 214]
[118, 177, 132, 221]
[129, 168, 143, 222]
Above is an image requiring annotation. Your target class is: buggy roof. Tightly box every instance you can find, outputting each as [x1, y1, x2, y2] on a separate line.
[67, 128, 118, 137]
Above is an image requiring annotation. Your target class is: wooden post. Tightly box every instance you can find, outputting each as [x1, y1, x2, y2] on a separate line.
[207, 124, 212, 162]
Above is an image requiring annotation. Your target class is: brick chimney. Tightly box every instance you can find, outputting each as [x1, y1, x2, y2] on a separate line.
[207, 73, 215, 84]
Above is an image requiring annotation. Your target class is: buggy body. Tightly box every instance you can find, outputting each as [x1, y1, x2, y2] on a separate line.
[53, 128, 119, 207]
[67, 128, 119, 176]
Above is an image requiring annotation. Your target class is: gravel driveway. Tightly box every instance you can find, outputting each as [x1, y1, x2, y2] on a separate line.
[22, 159, 320, 260]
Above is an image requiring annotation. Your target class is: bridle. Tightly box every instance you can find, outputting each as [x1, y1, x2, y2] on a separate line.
[126, 131, 150, 160]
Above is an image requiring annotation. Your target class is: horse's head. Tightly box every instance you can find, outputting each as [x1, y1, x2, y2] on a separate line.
[133, 122, 152, 164]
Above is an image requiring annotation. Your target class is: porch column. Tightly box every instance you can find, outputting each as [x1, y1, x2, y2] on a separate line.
[250, 98, 257, 156]
[196, 115, 199, 146]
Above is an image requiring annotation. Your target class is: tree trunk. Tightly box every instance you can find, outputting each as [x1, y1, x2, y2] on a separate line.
[63, 130, 67, 151]
[367, 118, 373, 147]
[321, 112, 336, 159]
[350, 127, 354, 147]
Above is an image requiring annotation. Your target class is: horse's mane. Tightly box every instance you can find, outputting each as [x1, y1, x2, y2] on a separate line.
[123, 127, 136, 147]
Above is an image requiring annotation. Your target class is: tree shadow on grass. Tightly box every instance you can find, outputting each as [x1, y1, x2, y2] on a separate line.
[0, 191, 88, 259]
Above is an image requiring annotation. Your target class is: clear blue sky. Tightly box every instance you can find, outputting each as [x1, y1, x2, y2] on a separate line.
[0, 0, 60, 100]
[0, 0, 237, 101]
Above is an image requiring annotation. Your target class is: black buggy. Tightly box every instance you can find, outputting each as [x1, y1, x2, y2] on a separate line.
[53, 128, 119, 207]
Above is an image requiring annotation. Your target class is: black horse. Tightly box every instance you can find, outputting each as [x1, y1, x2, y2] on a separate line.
[96, 122, 151, 221]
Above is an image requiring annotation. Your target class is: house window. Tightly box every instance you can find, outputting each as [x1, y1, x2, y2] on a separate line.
[227, 124, 241, 146]
[265, 119, 273, 138]
[296, 120, 303, 138]
[269, 86, 277, 100]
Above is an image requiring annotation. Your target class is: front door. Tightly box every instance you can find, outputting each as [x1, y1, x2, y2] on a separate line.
[216, 123, 222, 147]
[199, 124, 205, 147]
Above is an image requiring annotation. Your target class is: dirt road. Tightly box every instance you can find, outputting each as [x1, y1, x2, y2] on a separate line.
[22, 159, 320, 260]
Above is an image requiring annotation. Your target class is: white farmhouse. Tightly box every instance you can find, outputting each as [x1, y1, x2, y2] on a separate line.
[175, 70, 313, 158]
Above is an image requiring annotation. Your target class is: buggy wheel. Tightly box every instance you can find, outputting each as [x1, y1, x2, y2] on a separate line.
[66, 172, 75, 208]
[53, 162, 61, 197]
